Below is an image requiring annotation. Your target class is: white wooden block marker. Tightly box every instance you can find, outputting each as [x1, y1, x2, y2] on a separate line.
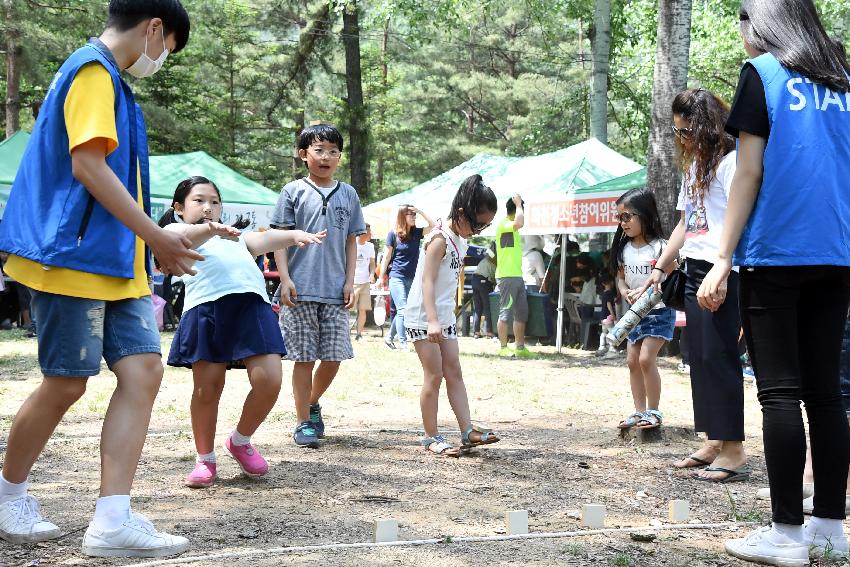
[506, 510, 529, 535]
[668, 500, 689, 523]
[374, 519, 399, 543]
[581, 504, 606, 529]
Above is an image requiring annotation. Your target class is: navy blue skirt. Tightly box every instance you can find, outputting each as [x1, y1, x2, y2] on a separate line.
[167, 292, 286, 369]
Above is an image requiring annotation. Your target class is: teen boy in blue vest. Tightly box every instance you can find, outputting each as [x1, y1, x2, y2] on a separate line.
[0, 0, 199, 558]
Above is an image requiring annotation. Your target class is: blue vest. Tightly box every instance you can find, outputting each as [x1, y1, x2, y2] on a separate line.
[734, 53, 850, 267]
[0, 39, 151, 278]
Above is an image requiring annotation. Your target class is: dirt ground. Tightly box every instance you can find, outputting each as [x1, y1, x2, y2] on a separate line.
[0, 327, 846, 567]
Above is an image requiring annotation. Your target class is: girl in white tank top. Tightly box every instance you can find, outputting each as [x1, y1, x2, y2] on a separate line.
[405, 174, 502, 457]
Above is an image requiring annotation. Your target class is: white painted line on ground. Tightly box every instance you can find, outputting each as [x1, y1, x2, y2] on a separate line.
[45, 428, 450, 444]
[132, 522, 747, 567]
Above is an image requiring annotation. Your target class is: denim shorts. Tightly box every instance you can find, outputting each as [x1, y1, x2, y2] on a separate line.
[31, 291, 161, 377]
[628, 307, 676, 344]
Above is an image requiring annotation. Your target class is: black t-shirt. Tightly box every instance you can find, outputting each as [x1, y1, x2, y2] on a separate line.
[726, 63, 770, 139]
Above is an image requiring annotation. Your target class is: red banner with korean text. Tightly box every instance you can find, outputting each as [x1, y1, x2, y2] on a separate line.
[525, 194, 621, 234]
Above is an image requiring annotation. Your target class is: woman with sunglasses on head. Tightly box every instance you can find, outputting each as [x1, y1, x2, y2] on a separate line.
[406, 174, 500, 456]
[640, 89, 749, 484]
[696, 1, 850, 564]
[380, 205, 435, 351]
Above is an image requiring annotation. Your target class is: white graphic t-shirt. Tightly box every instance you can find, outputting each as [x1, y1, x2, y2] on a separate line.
[621, 238, 666, 308]
[676, 151, 737, 263]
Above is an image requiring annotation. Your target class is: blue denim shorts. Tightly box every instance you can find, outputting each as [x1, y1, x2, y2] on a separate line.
[31, 291, 161, 377]
[628, 307, 676, 344]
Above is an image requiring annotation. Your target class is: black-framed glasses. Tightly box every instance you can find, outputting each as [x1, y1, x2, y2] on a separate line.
[671, 125, 692, 139]
[614, 211, 638, 223]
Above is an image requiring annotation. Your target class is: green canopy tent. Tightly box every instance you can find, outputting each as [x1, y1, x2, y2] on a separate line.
[363, 138, 645, 237]
[0, 131, 31, 221]
[0, 131, 280, 230]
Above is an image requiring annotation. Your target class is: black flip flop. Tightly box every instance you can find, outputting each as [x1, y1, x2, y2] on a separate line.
[693, 466, 751, 483]
[673, 454, 714, 469]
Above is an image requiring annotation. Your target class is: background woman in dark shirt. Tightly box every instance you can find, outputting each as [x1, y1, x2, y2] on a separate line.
[380, 205, 435, 350]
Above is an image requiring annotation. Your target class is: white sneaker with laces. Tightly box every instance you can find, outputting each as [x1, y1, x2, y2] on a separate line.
[82, 512, 189, 558]
[803, 521, 849, 560]
[0, 494, 61, 544]
[725, 525, 810, 567]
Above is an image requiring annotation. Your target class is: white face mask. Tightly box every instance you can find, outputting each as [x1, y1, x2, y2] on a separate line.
[126, 27, 169, 78]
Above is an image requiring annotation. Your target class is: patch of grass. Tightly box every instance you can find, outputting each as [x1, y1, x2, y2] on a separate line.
[724, 486, 764, 523]
[613, 553, 634, 566]
[562, 543, 585, 556]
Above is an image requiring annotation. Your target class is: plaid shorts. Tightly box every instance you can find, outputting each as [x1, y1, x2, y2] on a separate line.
[406, 325, 458, 343]
[280, 302, 354, 362]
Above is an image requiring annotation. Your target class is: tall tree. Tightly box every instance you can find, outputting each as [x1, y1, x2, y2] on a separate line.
[590, 0, 610, 144]
[3, 0, 20, 138]
[342, 0, 369, 197]
[645, 0, 692, 231]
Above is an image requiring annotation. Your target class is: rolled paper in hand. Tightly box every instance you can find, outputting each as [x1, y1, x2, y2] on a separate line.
[607, 288, 663, 347]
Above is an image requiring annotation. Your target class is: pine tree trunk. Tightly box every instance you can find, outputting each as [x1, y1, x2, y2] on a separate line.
[646, 0, 693, 232]
[4, 0, 21, 139]
[342, 0, 369, 198]
[590, 0, 611, 144]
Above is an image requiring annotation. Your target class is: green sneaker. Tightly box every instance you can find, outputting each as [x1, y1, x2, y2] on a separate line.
[514, 346, 537, 359]
[498, 347, 515, 358]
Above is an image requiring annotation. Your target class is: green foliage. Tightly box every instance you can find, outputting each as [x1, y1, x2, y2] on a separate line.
[2, 0, 849, 206]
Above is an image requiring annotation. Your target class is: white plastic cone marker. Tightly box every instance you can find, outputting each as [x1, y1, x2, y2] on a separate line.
[374, 519, 399, 543]
[582, 504, 606, 529]
[506, 510, 529, 535]
[668, 500, 690, 523]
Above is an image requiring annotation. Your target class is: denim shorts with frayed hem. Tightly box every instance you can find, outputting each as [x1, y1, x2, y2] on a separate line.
[31, 291, 161, 377]
[628, 307, 676, 344]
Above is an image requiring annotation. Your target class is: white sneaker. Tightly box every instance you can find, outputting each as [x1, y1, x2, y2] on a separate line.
[82, 512, 189, 558]
[803, 521, 849, 560]
[0, 494, 61, 544]
[802, 494, 850, 515]
[725, 525, 810, 567]
[757, 483, 815, 501]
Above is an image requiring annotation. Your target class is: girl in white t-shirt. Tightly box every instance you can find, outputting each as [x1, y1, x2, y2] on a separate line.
[612, 187, 676, 431]
[405, 174, 499, 457]
[159, 176, 323, 488]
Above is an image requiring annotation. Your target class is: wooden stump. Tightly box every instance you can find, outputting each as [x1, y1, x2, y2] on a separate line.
[619, 425, 695, 444]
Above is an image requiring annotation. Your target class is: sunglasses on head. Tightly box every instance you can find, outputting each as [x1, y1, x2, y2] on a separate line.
[614, 211, 638, 223]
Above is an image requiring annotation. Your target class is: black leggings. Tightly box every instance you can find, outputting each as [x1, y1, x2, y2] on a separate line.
[684, 259, 744, 441]
[740, 265, 850, 524]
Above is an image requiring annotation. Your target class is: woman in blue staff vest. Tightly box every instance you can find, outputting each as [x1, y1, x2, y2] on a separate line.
[698, 1, 850, 564]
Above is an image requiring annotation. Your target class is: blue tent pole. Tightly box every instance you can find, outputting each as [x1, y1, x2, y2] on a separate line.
[556, 234, 568, 353]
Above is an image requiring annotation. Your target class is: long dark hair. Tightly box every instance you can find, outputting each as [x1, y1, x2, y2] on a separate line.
[610, 188, 665, 272]
[157, 175, 249, 229]
[448, 174, 498, 227]
[672, 89, 736, 201]
[740, 0, 850, 93]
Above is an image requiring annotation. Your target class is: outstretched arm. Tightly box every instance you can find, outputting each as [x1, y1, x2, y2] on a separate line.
[243, 229, 326, 257]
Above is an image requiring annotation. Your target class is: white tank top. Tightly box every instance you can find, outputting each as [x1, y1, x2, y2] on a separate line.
[405, 225, 468, 329]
